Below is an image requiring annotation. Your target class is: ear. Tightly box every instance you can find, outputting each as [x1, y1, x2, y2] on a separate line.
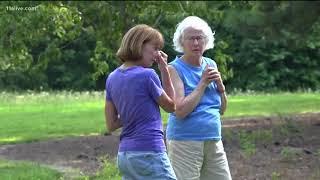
[179, 36, 185, 51]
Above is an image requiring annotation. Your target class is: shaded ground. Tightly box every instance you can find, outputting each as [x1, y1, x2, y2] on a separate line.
[0, 113, 319, 179]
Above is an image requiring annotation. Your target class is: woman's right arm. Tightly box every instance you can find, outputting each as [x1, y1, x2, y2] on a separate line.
[156, 51, 176, 113]
[105, 100, 122, 133]
[168, 65, 214, 119]
[157, 66, 176, 113]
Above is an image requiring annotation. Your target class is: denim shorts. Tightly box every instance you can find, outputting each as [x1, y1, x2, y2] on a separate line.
[117, 151, 177, 180]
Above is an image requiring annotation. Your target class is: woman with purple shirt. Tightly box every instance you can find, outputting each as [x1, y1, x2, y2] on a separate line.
[105, 24, 177, 179]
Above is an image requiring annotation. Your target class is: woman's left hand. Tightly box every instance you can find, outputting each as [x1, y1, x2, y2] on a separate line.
[211, 69, 225, 93]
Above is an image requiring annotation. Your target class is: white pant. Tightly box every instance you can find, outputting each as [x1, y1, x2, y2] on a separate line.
[167, 140, 232, 180]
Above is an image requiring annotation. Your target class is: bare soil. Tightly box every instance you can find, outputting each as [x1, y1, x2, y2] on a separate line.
[0, 113, 319, 180]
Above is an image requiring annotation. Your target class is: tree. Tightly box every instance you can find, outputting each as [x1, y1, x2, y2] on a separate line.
[0, 1, 319, 91]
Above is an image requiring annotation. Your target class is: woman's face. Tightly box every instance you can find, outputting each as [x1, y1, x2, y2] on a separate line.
[182, 27, 206, 57]
[141, 41, 160, 67]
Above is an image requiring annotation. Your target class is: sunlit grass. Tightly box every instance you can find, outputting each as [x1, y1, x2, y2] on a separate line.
[77, 157, 121, 180]
[224, 92, 320, 118]
[1, 91, 319, 179]
[1, 91, 319, 145]
[0, 91, 106, 145]
[0, 137, 23, 143]
[0, 159, 62, 180]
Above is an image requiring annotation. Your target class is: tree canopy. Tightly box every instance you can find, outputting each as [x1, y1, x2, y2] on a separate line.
[1, 1, 319, 91]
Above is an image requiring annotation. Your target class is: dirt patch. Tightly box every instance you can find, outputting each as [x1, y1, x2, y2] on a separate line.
[0, 113, 319, 179]
[222, 113, 320, 180]
[0, 136, 119, 175]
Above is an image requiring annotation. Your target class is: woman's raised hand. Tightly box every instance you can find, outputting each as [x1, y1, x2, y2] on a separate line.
[154, 51, 168, 71]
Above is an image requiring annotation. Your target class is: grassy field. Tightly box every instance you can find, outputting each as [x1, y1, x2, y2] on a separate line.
[225, 92, 320, 117]
[0, 91, 319, 179]
[1, 91, 319, 145]
[0, 91, 105, 144]
[0, 159, 62, 180]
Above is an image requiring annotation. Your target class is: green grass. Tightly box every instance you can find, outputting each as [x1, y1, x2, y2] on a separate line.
[0, 91, 106, 144]
[224, 92, 320, 118]
[77, 157, 121, 180]
[1, 91, 319, 145]
[237, 129, 273, 157]
[1, 91, 319, 179]
[0, 158, 121, 180]
[0, 159, 62, 180]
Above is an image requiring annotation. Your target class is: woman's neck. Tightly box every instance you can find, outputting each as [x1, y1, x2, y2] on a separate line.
[122, 61, 139, 68]
[181, 54, 202, 66]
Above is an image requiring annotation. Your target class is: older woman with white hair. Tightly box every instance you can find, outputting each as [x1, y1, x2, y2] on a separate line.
[166, 16, 232, 180]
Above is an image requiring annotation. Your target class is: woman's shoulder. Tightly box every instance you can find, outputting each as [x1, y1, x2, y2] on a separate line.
[202, 56, 215, 63]
[106, 68, 119, 80]
[203, 57, 217, 68]
[169, 56, 182, 65]
[134, 67, 159, 80]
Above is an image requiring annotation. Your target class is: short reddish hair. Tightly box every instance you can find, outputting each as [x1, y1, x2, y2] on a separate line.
[116, 24, 164, 62]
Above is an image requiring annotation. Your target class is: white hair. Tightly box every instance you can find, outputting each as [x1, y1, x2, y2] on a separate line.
[173, 16, 215, 53]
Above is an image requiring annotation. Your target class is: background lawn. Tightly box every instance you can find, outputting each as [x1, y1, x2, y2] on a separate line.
[1, 91, 319, 145]
[0, 159, 62, 180]
[0, 91, 319, 179]
[224, 92, 320, 117]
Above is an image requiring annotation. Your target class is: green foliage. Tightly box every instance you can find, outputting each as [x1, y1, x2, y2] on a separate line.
[1, 2, 320, 91]
[225, 1, 320, 91]
[1, 2, 95, 90]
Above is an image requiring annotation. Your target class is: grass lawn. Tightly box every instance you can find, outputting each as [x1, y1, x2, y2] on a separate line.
[0, 159, 62, 180]
[0, 91, 105, 144]
[0, 91, 319, 179]
[1, 91, 319, 145]
[224, 92, 320, 118]
[0, 157, 121, 180]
